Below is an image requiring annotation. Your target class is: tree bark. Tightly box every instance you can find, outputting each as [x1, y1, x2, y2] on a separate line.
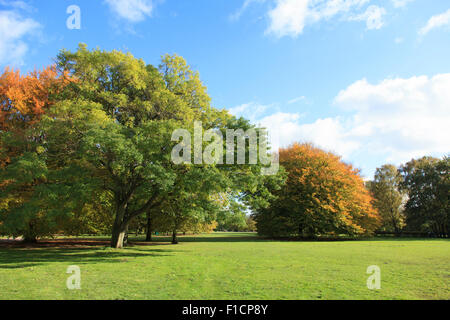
[172, 230, 178, 244]
[111, 203, 129, 248]
[23, 235, 38, 243]
[146, 212, 152, 242]
[123, 226, 129, 247]
[111, 222, 127, 248]
[23, 221, 38, 243]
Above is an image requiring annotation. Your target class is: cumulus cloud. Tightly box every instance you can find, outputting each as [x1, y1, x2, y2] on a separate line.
[266, 0, 310, 37]
[0, 0, 33, 11]
[230, 74, 450, 173]
[230, 0, 267, 21]
[104, 0, 154, 23]
[259, 113, 358, 156]
[0, 7, 41, 66]
[229, 102, 272, 122]
[349, 5, 386, 30]
[332, 74, 450, 162]
[265, 0, 382, 37]
[419, 9, 450, 36]
[391, 0, 414, 8]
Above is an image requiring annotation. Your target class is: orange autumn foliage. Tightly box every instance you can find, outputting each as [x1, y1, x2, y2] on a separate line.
[0, 65, 72, 169]
[256, 143, 381, 237]
[0, 65, 71, 132]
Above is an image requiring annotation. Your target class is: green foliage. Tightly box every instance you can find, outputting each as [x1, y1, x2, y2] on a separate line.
[400, 156, 449, 236]
[368, 164, 406, 233]
[40, 44, 280, 248]
[215, 195, 248, 231]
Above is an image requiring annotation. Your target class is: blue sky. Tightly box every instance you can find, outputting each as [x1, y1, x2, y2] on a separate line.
[1, 0, 449, 178]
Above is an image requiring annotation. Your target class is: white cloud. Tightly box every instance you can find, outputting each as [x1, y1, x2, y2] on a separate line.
[230, 0, 267, 21]
[287, 96, 306, 104]
[349, 5, 386, 30]
[265, 0, 377, 37]
[0, 9, 41, 66]
[104, 0, 154, 23]
[419, 9, 450, 36]
[332, 74, 450, 163]
[229, 102, 272, 122]
[231, 74, 450, 173]
[391, 0, 414, 8]
[266, 0, 309, 37]
[0, 1, 33, 11]
[259, 113, 358, 156]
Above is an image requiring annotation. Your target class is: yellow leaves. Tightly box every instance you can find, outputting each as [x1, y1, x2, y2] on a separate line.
[36, 146, 45, 154]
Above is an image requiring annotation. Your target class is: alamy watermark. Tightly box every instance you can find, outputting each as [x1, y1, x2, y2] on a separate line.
[171, 121, 279, 175]
[66, 5, 81, 30]
[66, 265, 81, 290]
[366, 265, 381, 290]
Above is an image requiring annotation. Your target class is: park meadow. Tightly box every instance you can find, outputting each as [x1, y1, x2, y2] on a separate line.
[0, 45, 448, 300]
[0, 233, 449, 300]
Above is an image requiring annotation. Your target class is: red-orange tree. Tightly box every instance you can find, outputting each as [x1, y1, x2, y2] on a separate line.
[0, 66, 71, 166]
[0, 66, 70, 131]
[0, 66, 71, 241]
[254, 143, 380, 237]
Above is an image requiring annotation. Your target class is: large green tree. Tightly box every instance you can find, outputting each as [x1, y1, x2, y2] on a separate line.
[35, 44, 281, 248]
[47, 45, 222, 248]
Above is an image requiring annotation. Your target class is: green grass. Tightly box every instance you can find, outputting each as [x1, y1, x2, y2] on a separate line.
[0, 233, 448, 300]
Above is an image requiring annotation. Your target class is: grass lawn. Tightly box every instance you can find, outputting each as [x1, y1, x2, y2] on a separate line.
[0, 232, 448, 300]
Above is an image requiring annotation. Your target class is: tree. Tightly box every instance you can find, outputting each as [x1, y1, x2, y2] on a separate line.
[400, 156, 449, 237]
[255, 143, 381, 238]
[213, 193, 248, 231]
[44, 45, 219, 248]
[245, 215, 257, 232]
[368, 165, 405, 234]
[37, 44, 280, 248]
[0, 66, 71, 242]
[0, 66, 70, 132]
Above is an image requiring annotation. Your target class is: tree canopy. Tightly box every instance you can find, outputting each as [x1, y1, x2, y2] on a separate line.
[400, 156, 449, 236]
[254, 143, 381, 238]
[0, 44, 283, 247]
[367, 164, 405, 233]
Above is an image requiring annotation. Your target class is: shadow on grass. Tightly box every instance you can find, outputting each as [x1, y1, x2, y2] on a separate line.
[364, 236, 449, 242]
[132, 234, 448, 243]
[133, 235, 265, 243]
[0, 246, 178, 270]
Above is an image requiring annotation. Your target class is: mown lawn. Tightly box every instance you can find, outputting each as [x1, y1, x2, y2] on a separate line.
[0, 232, 448, 300]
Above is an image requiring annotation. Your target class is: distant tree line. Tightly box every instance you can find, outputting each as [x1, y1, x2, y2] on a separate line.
[1, 45, 447, 246]
[254, 142, 448, 238]
[367, 157, 448, 237]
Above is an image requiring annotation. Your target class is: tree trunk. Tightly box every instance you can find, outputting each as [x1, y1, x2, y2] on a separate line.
[146, 212, 152, 242]
[111, 199, 128, 248]
[23, 222, 38, 243]
[111, 222, 127, 248]
[172, 230, 178, 244]
[111, 215, 129, 248]
[23, 235, 38, 243]
[123, 227, 129, 247]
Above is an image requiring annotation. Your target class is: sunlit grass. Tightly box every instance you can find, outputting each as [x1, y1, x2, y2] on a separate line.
[0, 233, 448, 300]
